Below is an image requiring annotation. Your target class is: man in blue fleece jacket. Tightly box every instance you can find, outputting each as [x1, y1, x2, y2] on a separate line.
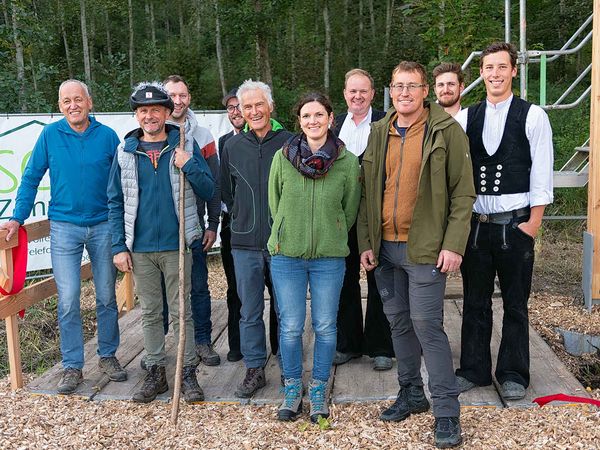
[107, 82, 214, 403]
[0, 79, 126, 395]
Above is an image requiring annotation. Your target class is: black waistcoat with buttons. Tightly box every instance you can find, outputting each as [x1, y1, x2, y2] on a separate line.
[466, 96, 532, 196]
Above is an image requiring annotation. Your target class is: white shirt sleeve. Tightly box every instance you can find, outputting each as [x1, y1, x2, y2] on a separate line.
[526, 105, 554, 207]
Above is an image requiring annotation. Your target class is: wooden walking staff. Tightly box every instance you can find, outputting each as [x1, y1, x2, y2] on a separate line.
[171, 125, 187, 424]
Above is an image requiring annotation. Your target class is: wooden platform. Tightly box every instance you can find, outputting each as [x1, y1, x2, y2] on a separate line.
[28, 279, 588, 408]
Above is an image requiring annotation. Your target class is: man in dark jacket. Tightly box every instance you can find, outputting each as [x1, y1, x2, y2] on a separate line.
[358, 62, 475, 448]
[333, 68, 393, 371]
[108, 82, 214, 404]
[221, 79, 292, 398]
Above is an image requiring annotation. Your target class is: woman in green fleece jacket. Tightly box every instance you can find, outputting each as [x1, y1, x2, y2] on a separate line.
[268, 92, 361, 423]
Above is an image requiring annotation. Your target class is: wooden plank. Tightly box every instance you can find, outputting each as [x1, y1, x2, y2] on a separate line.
[332, 298, 399, 403]
[587, 0, 600, 300]
[0, 248, 14, 292]
[0, 263, 92, 320]
[23, 220, 51, 243]
[490, 302, 589, 408]
[447, 299, 502, 407]
[6, 314, 23, 389]
[28, 306, 144, 395]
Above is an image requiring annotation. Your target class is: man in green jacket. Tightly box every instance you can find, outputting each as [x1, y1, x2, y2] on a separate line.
[357, 61, 475, 449]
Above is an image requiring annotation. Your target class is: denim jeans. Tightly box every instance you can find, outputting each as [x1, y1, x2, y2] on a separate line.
[271, 255, 345, 382]
[190, 245, 212, 345]
[50, 220, 119, 370]
[232, 249, 277, 368]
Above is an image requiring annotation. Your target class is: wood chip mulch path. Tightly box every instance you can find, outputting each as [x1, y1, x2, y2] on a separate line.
[0, 375, 599, 449]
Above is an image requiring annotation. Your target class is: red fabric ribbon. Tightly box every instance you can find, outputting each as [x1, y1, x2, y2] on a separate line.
[533, 393, 600, 407]
[0, 227, 28, 317]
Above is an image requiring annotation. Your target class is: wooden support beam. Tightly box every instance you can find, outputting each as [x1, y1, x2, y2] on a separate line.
[0, 262, 92, 320]
[5, 314, 22, 389]
[116, 272, 135, 313]
[587, 0, 600, 300]
[0, 248, 14, 293]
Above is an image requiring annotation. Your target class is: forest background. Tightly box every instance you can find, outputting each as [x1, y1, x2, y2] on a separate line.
[0, 0, 594, 215]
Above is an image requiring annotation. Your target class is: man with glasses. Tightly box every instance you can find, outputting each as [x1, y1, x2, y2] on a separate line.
[432, 63, 465, 117]
[332, 68, 394, 372]
[357, 61, 474, 448]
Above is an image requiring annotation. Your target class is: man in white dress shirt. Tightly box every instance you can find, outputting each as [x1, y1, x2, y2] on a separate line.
[333, 69, 394, 371]
[454, 42, 554, 401]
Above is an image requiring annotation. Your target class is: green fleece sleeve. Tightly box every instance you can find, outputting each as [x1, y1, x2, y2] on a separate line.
[268, 150, 283, 219]
[342, 155, 361, 230]
[441, 124, 476, 255]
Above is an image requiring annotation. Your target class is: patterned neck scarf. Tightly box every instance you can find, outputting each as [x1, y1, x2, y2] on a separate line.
[282, 130, 343, 179]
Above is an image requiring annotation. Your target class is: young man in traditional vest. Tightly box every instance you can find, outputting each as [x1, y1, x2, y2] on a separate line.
[454, 42, 554, 401]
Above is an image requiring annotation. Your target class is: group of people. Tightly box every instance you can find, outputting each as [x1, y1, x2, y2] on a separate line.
[1, 41, 553, 449]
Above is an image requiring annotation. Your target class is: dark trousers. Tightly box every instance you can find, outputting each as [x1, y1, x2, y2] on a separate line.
[336, 224, 393, 357]
[457, 215, 534, 388]
[220, 213, 278, 356]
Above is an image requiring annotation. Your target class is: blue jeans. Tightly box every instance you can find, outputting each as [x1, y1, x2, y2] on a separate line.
[232, 249, 276, 368]
[50, 220, 119, 369]
[190, 245, 212, 345]
[271, 255, 345, 382]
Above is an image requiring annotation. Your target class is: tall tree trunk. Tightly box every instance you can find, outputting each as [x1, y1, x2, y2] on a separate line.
[89, 5, 95, 82]
[254, 0, 273, 87]
[384, 0, 394, 55]
[368, 0, 375, 41]
[290, 9, 296, 84]
[80, 0, 91, 85]
[323, 0, 331, 93]
[149, 0, 156, 49]
[30, 54, 37, 93]
[438, 0, 445, 59]
[58, 0, 73, 78]
[213, 0, 226, 96]
[195, 0, 201, 35]
[104, 7, 112, 59]
[128, 0, 134, 86]
[343, 0, 349, 63]
[358, 0, 363, 67]
[11, 0, 26, 111]
[2, 0, 10, 27]
[178, 2, 184, 39]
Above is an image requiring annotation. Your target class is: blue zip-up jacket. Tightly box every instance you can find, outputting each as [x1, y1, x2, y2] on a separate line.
[107, 124, 214, 255]
[11, 116, 120, 226]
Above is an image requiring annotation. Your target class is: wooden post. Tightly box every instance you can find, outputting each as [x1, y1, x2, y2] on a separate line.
[587, 0, 600, 300]
[124, 272, 134, 311]
[5, 315, 22, 389]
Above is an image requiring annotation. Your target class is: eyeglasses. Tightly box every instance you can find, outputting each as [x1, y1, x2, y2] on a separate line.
[226, 104, 240, 113]
[390, 83, 426, 92]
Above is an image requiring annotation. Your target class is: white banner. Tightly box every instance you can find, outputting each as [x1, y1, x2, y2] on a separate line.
[0, 111, 231, 271]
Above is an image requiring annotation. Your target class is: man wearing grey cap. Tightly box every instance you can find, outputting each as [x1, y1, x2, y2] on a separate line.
[107, 81, 215, 403]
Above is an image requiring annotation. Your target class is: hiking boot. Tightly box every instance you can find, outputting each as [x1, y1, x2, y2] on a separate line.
[277, 378, 303, 421]
[332, 351, 361, 366]
[132, 365, 168, 403]
[196, 343, 221, 366]
[456, 375, 476, 393]
[98, 356, 127, 382]
[499, 380, 526, 401]
[373, 356, 393, 371]
[57, 368, 83, 395]
[380, 385, 430, 422]
[235, 367, 266, 398]
[182, 366, 205, 403]
[434, 416, 462, 448]
[308, 379, 329, 423]
[227, 350, 243, 362]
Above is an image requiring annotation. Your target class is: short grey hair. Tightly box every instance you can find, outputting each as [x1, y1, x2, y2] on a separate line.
[58, 79, 91, 100]
[237, 79, 274, 108]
